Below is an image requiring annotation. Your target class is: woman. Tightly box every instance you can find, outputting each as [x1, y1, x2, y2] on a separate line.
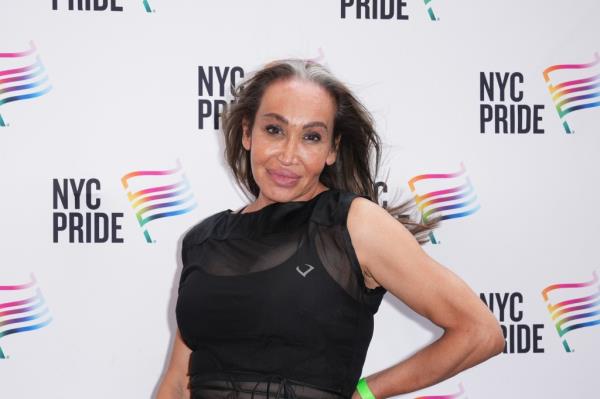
[156, 59, 504, 399]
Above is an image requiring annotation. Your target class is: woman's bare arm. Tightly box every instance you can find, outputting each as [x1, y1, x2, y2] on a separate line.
[347, 198, 505, 399]
[156, 329, 192, 399]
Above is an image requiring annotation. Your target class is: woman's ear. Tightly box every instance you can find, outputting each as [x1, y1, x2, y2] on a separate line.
[241, 117, 251, 151]
[326, 135, 341, 166]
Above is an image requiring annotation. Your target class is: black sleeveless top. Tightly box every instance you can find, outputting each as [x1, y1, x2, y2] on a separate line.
[176, 188, 387, 398]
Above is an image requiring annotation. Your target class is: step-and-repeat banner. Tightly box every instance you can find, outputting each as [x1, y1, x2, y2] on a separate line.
[1, 1, 598, 398]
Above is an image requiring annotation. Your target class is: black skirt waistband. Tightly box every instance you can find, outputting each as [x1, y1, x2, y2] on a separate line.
[189, 377, 348, 399]
[188, 351, 348, 399]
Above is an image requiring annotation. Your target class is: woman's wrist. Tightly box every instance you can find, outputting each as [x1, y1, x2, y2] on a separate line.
[356, 377, 377, 399]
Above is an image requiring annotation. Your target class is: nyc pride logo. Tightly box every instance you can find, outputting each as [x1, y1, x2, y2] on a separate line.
[541, 271, 600, 352]
[408, 162, 480, 244]
[0, 274, 52, 359]
[339, 0, 446, 21]
[543, 52, 600, 134]
[51, 0, 155, 13]
[0, 41, 52, 127]
[121, 159, 197, 243]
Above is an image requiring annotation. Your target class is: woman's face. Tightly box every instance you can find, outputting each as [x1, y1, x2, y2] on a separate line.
[242, 78, 339, 205]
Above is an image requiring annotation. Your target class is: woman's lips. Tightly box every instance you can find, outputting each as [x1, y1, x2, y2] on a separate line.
[267, 169, 300, 187]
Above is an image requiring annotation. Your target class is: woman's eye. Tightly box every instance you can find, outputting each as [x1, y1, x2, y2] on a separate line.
[265, 125, 281, 134]
[265, 125, 320, 142]
[305, 133, 322, 142]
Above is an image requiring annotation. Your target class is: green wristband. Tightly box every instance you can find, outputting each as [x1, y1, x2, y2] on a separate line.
[356, 377, 376, 399]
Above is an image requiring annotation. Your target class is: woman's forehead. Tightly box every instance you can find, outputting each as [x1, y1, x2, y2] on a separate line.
[257, 79, 336, 126]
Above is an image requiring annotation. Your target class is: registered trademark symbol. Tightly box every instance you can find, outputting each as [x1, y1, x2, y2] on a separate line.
[153, 9, 156, 12]
[153, 240, 157, 243]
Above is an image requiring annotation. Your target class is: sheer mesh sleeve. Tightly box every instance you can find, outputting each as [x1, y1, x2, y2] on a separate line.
[178, 211, 225, 293]
[313, 191, 386, 313]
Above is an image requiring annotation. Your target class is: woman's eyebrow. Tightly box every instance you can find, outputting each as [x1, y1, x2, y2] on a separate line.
[262, 112, 328, 131]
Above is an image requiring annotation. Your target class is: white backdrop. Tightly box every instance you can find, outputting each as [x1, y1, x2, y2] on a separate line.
[1, 1, 599, 398]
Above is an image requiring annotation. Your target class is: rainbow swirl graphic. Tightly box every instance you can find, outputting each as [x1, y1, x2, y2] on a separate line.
[0, 41, 52, 127]
[121, 159, 197, 243]
[415, 383, 466, 399]
[541, 271, 600, 352]
[408, 162, 480, 244]
[0, 274, 52, 359]
[543, 52, 600, 133]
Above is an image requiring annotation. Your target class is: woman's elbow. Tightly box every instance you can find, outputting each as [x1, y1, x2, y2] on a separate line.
[477, 319, 505, 359]
[455, 315, 505, 362]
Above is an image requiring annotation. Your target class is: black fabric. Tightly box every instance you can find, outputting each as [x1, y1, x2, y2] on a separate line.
[176, 188, 387, 398]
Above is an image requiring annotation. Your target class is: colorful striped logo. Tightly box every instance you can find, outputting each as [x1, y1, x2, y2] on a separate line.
[414, 383, 466, 399]
[121, 159, 197, 243]
[543, 52, 600, 133]
[0, 274, 52, 359]
[408, 162, 480, 244]
[541, 271, 600, 352]
[0, 41, 52, 127]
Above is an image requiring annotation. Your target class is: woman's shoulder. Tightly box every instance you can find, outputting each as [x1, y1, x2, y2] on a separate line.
[180, 188, 372, 244]
[181, 209, 229, 249]
[310, 187, 373, 226]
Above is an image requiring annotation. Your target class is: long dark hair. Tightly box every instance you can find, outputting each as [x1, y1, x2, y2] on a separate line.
[220, 59, 441, 245]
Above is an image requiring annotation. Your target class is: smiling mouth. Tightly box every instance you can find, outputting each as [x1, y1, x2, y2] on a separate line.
[267, 169, 300, 187]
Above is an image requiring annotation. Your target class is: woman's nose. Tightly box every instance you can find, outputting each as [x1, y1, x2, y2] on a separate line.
[277, 135, 300, 164]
